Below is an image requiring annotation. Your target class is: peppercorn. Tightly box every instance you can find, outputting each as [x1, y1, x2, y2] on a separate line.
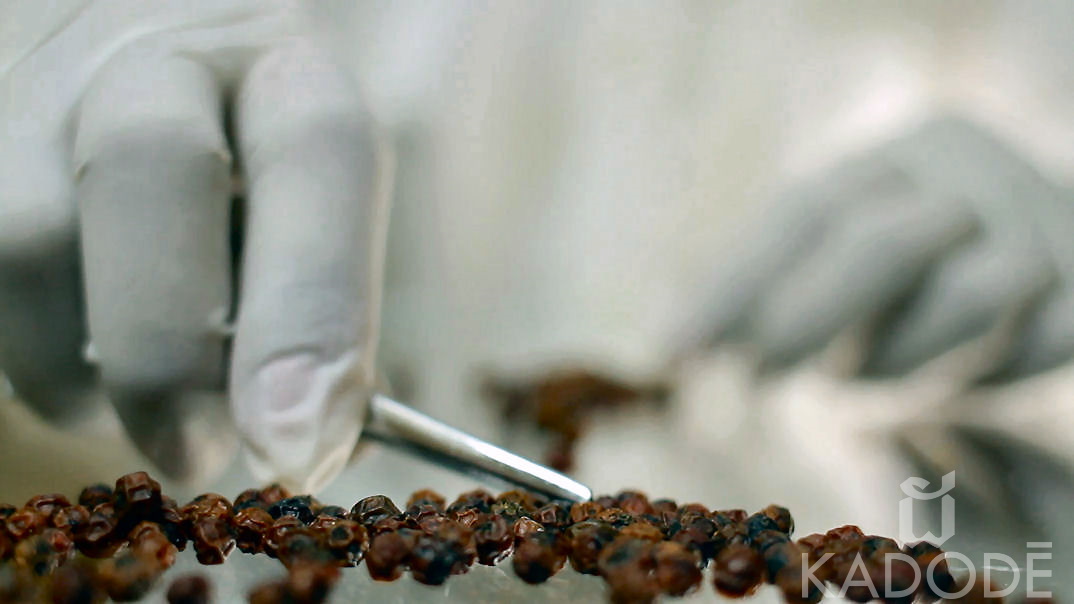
[619, 523, 664, 543]
[568, 520, 620, 574]
[166, 574, 211, 604]
[233, 489, 264, 512]
[6, 507, 48, 540]
[616, 491, 655, 517]
[96, 551, 162, 602]
[597, 538, 660, 604]
[129, 522, 179, 570]
[25, 494, 72, 521]
[651, 541, 702, 597]
[512, 532, 565, 584]
[259, 484, 291, 506]
[76, 503, 122, 558]
[406, 489, 446, 510]
[285, 562, 340, 604]
[713, 543, 765, 597]
[349, 495, 400, 526]
[473, 514, 513, 565]
[247, 579, 290, 604]
[512, 517, 545, 540]
[597, 508, 635, 528]
[52, 505, 90, 536]
[534, 502, 572, 529]
[14, 530, 73, 576]
[365, 530, 418, 581]
[905, 541, 957, 598]
[718, 509, 749, 523]
[324, 519, 367, 566]
[49, 561, 104, 604]
[670, 514, 719, 563]
[745, 512, 781, 538]
[570, 501, 605, 523]
[267, 496, 318, 525]
[497, 490, 547, 515]
[408, 534, 462, 586]
[181, 494, 232, 532]
[189, 515, 235, 565]
[447, 489, 494, 515]
[232, 507, 274, 554]
[77, 485, 114, 509]
[277, 530, 328, 568]
[114, 472, 163, 522]
[453, 508, 482, 530]
[761, 504, 795, 535]
[0, 531, 12, 562]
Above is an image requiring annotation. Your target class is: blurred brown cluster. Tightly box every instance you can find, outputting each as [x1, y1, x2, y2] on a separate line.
[0, 472, 1050, 604]
[482, 368, 670, 470]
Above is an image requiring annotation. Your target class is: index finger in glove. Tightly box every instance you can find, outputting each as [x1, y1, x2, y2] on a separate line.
[230, 40, 391, 494]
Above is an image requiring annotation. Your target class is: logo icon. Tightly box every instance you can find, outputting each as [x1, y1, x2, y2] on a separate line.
[898, 471, 956, 545]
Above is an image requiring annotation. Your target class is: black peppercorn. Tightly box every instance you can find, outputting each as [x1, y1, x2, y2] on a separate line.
[365, 530, 418, 581]
[268, 496, 316, 525]
[77, 485, 114, 509]
[568, 520, 620, 575]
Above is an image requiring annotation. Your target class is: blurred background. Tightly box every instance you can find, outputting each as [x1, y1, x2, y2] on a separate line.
[3, 0, 1073, 598]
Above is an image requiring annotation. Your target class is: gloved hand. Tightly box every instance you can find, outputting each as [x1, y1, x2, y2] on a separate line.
[0, 1, 389, 492]
[684, 114, 1074, 382]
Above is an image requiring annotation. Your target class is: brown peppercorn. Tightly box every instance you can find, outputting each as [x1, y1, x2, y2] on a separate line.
[52, 505, 90, 536]
[568, 520, 620, 575]
[597, 538, 660, 604]
[671, 514, 720, 563]
[597, 508, 635, 528]
[619, 523, 664, 543]
[259, 484, 292, 506]
[349, 495, 400, 526]
[827, 524, 865, 542]
[129, 522, 178, 570]
[233, 507, 275, 554]
[182, 493, 232, 522]
[166, 574, 211, 604]
[616, 491, 655, 517]
[113, 472, 163, 521]
[365, 529, 418, 581]
[512, 532, 566, 584]
[493, 490, 546, 520]
[512, 517, 545, 540]
[247, 579, 290, 604]
[570, 501, 605, 523]
[905, 541, 957, 598]
[652, 541, 702, 597]
[233, 489, 264, 512]
[473, 514, 513, 565]
[277, 530, 328, 568]
[447, 489, 494, 515]
[76, 502, 122, 558]
[25, 494, 72, 520]
[14, 530, 74, 576]
[6, 507, 48, 540]
[712, 543, 765, 597]
[324, 519, 367, 566]
[49, 561, 105, 604]
[534, 502, 571, 529]
[77, 485, 113, 509]
[189, 515, 235, 565]
[408, 534, 462, 586]
[285, 562, 341, 604]
[406, 489, 446, 510]
[452, 507, 482, 530]
[760, 504, 795, 535]
[96, 551, 163, 602]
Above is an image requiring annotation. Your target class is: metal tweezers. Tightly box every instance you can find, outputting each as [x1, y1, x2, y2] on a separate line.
[362, 393, 593, 503]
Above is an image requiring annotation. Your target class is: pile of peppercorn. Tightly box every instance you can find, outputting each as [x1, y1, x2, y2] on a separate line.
[0, 471, 1007, 604]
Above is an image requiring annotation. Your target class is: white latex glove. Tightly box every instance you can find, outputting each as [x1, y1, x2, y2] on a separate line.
[685, 113, 1074, 382]
[0, 1, 389, 492]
